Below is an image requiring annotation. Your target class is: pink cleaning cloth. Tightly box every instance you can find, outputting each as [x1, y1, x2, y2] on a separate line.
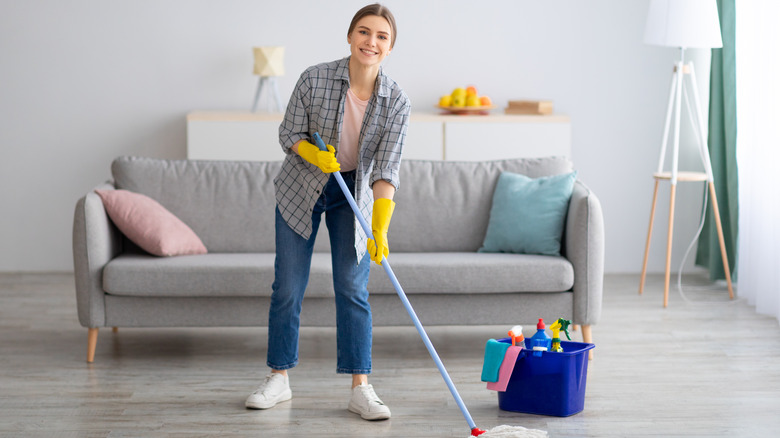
[486, 346, 522, 392]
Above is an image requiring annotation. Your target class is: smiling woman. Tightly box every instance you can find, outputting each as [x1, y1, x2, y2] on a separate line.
[348, 16, 393, 83]
[347, 15, 393, 99]
[347, 4, 397, 101]
[245, 2, 412, 424]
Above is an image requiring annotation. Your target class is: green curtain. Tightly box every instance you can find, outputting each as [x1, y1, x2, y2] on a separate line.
[695, 0, 738, 280]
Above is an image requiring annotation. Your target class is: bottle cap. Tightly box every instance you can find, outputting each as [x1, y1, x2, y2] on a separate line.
[537, 318, 545, 330]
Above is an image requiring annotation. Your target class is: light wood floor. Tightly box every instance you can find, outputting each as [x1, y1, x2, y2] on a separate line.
[1, 272, 779, 438]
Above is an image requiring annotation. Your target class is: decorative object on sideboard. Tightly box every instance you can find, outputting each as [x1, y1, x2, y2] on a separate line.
[251, 46, 285, 112]
[437, 85, 495, 115]
[504, 100, 553, 115]
[638, 0, 734, 307]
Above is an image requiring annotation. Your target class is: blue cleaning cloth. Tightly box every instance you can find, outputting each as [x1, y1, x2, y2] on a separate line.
[481, 338, 510, 382]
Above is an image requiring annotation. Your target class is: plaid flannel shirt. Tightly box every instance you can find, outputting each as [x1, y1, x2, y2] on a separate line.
[275, 57, 411, 261]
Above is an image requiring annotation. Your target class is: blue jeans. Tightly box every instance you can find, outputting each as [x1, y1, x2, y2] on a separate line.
[267, 171, 372, 374]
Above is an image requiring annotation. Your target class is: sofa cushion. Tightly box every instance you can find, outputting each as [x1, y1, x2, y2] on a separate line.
[103, 253, 330, 298]
[392, 157, 573, 252]
[479, 171, 576, 256]
[368, 252, 574, 294]
[95, 189, 208, 257]
[103, 252, 574, 298]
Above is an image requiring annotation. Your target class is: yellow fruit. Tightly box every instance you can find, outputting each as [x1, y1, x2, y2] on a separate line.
[465, 95, 481, 107]
[451, 95, 466, 107]
[439, 95, 452, 107]
[451, 87, 467, 98]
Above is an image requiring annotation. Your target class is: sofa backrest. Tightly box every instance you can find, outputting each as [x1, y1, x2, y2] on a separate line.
[392, 157, 573, 252]
[111, 156, 573, 254]
[112, 157, 281, 253]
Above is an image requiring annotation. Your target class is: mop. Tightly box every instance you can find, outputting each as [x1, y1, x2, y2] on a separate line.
[313, 133, 547, 438]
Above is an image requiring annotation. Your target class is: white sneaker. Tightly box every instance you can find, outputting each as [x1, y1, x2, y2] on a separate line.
[348, 383, 391, 420]
[245, 373, 292, 409]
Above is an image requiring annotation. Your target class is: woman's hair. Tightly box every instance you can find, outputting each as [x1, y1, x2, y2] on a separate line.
[348, 3, 397, 48]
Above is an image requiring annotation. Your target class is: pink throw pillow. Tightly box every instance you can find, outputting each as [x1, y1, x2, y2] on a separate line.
[95, 189, 207, 257]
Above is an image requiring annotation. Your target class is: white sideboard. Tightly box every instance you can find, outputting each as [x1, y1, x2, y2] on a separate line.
[186, 112, 285, 161]
[186, 111, 570, 162]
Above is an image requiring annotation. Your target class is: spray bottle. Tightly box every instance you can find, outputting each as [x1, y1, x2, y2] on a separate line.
[550, 318, 572, 352]
[529, 318, 551, 355]
[507, 325, 524, 348]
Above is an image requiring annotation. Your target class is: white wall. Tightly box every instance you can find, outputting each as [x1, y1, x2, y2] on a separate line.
[0, 0, 713, 273]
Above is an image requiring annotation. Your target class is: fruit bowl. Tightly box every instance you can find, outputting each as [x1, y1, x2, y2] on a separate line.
[436, 105, 496, 115]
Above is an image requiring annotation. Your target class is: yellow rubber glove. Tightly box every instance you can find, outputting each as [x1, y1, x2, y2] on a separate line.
[297, 140, 340, 173]
[367, 198, 395, 264]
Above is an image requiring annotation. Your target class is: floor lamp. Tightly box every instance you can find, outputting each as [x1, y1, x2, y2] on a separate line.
[639, 0, 734, 307]
[252, 46, 285, 113]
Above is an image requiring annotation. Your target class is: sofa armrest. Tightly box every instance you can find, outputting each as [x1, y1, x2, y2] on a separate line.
[72, 182, 121, 328]
[564, 180, 605, 325]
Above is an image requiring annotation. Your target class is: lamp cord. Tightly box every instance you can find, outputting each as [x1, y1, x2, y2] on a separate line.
[676, 183, 742, 305]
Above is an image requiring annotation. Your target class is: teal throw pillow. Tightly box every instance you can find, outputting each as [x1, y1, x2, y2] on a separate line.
[479, 171, 577, 256]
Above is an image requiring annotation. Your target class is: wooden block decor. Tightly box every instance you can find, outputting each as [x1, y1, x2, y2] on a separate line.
[505, 100, 553, 115]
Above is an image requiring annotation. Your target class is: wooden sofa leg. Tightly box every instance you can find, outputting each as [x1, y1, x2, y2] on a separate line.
[87, 328, 99, 363]
[112, 327, 118, 333]
[581, 325, 593, 360]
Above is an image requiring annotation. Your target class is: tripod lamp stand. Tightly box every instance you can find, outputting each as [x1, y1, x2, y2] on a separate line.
[638, 0, 735, 307]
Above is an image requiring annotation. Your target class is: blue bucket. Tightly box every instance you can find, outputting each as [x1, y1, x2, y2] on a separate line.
[496, 338, 594, 417]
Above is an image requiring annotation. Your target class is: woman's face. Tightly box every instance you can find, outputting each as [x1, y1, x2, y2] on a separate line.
[348, 15, 392, 69]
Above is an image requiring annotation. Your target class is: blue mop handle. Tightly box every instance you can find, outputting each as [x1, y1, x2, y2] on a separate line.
[312, 133, 478, 431]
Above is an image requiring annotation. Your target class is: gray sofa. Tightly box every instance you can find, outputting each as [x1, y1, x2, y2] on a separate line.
[73, 156, 604, 363]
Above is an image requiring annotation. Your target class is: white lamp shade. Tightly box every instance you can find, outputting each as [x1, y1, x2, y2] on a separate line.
[644, 0, 723, 49]
[253, 46, 285, 76]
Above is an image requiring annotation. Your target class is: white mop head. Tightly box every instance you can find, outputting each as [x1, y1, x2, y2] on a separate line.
[469, 425, 548, 438]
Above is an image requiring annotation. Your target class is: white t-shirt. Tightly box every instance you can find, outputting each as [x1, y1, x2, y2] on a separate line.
[338, 88, 369, 172]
